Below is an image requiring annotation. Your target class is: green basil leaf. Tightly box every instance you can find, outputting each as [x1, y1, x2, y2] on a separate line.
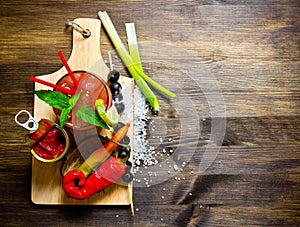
[60, 106, 72, 128]
[69, 92, 81, 107]
[34, 90, 69, 110]
[76, 106, 109, 129]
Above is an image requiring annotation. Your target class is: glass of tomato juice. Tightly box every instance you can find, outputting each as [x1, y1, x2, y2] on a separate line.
[54, 71, 113, 130]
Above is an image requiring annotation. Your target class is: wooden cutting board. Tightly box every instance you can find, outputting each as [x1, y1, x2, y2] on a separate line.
[31, 18, 134, 205]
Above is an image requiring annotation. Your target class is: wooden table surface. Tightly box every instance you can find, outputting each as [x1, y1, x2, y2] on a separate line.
[1, 0, 299, 226]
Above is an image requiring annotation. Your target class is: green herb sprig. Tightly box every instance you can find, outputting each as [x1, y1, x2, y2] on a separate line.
[76, 105, 109, 129]
[34, 90, 81, 128]
[34, 90, 109, 129]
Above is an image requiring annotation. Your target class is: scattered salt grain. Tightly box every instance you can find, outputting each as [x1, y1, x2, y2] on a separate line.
[173, 164, 179, 171]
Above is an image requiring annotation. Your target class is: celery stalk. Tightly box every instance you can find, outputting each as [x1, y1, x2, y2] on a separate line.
[126, 23, 159, 112]
[125, 23, 176, 98]
[98, 11, 175, 108]
[125, 23, 143, 72]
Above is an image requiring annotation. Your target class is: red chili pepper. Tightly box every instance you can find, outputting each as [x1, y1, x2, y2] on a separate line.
[62, 156, 126, 200]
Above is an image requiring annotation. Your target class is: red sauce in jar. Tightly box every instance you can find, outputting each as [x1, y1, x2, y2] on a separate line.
[32, 128, 66, 160]
[27, 119, 68, 162]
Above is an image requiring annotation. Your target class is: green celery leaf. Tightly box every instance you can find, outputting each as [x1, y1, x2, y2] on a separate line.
[34, 90, 69, 110]
[59, 106, 72, 128]
[76, 106, 109, 129]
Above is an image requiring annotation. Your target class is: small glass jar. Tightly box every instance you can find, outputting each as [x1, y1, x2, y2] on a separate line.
[25, 118, 70, 162]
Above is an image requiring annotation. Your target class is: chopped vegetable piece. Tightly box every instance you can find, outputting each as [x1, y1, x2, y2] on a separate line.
[32, 128, 66, 160]
[62, 156, 127, 200]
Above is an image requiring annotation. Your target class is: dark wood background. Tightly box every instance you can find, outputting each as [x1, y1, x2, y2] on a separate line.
[1, 0, 299, 226]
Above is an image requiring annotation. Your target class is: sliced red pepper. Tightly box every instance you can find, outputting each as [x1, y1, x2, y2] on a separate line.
[32, 128, 66, 160]
[62, 156, 126, 200]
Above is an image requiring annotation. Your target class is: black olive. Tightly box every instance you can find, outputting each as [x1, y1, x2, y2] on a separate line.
[114, 102, 125, 114]
[108, 70, 120, 83]
[109, 82, 122, 96]
[120, 135, 130, 145]
[113, 93, 123, 102]
[118, 148, 130, 159]
[122, 172, 133, 182]
[126, 160, 132, 169]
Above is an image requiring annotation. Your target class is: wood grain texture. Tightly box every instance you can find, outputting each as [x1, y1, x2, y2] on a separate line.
[0, 0, 299, 226]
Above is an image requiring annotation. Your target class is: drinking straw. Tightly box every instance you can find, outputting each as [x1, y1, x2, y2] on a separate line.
[29, 76, 75, 96]
[58, 51, 79, 89]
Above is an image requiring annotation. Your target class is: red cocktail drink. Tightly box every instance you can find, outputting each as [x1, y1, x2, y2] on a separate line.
[54, 71, 112, 129]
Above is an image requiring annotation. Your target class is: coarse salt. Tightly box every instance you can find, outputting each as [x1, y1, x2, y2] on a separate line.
[133, 86, 157, 167]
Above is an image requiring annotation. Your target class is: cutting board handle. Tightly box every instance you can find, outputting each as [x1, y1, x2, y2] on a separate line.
[67, 18, 110, 81]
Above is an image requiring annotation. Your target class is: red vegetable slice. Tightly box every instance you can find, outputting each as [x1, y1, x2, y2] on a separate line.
[32, 127, 66, 160]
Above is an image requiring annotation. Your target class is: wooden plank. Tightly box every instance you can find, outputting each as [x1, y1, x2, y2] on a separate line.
[1, 0, 300, 226]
